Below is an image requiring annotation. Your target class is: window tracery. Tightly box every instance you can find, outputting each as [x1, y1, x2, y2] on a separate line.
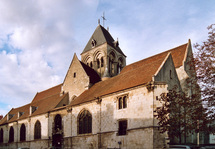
[78, 110, 92, 134]
[54, 114, 62, 131]
[34, 120, 41, 139]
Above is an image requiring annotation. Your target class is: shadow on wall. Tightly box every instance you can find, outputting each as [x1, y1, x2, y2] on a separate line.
[72, 102, 168, 149]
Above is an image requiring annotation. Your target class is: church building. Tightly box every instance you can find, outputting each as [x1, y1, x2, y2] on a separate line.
[0, 24, 198, 149]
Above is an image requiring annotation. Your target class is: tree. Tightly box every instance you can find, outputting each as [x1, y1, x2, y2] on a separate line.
[154, 87, 207, 144]
[155, 24, 215, 144]
[194, 24, 215, 122]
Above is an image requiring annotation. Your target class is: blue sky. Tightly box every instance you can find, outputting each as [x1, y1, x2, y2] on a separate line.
[0, 0, 214, 116]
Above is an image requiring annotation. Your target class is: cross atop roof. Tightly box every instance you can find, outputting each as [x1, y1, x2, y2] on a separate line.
[101, 12, 106, 27]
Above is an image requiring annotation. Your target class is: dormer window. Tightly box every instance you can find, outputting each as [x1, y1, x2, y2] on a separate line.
[18, 112, 24, 118]
[30, 106, 38, 115]
[7, 114, 14, 121]
[91, 39, 96, 47]
[74, 72, 76, 78]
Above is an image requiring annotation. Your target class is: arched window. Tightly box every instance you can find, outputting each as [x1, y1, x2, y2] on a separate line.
[90, 62, 93, 68]
[109, 52, 116, 75]
[34, 120, 41, 139]
[9, 127, 14, 142]
[101, 57, 104, 67]
[118, 57, 123, 73]
[54, 114, 62, 130]
[0, 128, 3, 143]
[78, 110, 92, 134]
[118, 95, 127, 109]
[170, 70, 172, 79]
[20, 124, 26, 141]
[97, 59, 100, 68]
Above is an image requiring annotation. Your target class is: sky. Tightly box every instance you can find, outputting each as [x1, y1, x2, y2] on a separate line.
[0, 0, 214, 116]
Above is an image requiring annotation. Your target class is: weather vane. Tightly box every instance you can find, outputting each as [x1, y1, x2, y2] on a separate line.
[101, 12, 106, 27]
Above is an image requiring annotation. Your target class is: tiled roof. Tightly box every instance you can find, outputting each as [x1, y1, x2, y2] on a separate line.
[30, 93, 68, 116]
[71, 52, 169, 106]
[0, 40, 188, 124]
[121, 43, 187, 74]
[0, 104, 31, 125]
[81, 25, 125, 56]
[170, 43, 188, 68]
[0, 85, 68, 125]
[32, 84, 62, 103]
[71, 42, 188, 106]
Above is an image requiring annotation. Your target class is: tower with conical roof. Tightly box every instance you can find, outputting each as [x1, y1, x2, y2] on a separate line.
[81, 25, 126, 80]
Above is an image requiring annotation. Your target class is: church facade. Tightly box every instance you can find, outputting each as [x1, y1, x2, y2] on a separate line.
[0, 25, 198, 149]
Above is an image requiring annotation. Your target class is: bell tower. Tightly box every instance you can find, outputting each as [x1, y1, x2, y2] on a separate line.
[81, 25, 126, 80]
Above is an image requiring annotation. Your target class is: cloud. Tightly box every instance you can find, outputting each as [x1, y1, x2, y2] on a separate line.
[0, 0, 99, 113]
[0, 0, 214, 117]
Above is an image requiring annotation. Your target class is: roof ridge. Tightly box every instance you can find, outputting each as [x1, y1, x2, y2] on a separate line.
[122, 56, 168, 75]
[160, 43, 188, 54]
[31, 93, 62, 104]
[99, 25, 114, 42]
[37, 83, 62, 94]
[9, 103, 31, 111]
[89, 48, 170, 86]
[129, 43, 187, 67]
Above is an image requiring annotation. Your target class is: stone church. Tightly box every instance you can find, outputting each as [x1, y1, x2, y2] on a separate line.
[0, 24, 198, 149]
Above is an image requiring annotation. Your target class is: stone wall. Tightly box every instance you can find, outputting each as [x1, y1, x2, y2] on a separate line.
[62, 54, 90, 101]
[60, 84, 167, 149]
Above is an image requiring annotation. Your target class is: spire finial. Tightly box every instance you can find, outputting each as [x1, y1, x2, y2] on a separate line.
[101, 12, 106, 27]
[98, 19, 100, 25]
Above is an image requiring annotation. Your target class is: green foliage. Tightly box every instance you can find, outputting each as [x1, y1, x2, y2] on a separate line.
[154, 87, 207, 143]
[155, 24, 215, 144]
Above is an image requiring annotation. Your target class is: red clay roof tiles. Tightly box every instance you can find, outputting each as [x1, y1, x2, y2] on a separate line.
[0, 41, 188, 125]
[0, 84, 67, 125]
[32, 84, 62, 103]
[70, 43, 188, 106]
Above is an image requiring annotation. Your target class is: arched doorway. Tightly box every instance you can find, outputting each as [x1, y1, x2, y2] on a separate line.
[52, 114, 63, 148]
